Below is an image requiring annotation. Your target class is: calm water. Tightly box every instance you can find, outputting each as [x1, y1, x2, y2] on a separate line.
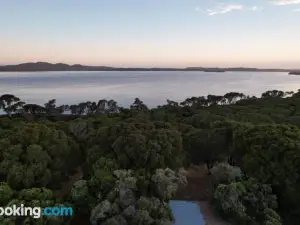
[0, 71, 299, 107]
[169, 201, 205, 225]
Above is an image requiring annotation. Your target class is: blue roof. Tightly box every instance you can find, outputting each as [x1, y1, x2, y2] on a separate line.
[169, 201, 205, 225]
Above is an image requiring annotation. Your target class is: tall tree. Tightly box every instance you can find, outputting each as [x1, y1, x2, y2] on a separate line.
[0, 94, 24, 117]
[130, 98, 148, 112]
[44, 99, 57, 115]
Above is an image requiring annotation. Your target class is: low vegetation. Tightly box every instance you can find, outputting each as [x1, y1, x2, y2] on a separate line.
[0, 89, 300, 224]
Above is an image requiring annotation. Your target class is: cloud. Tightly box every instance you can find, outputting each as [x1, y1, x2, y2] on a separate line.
[292, 8, 300, 10]
[271, 0, 300, 5]
[196, 4, 260, 16]
[204, 4, 244, 15]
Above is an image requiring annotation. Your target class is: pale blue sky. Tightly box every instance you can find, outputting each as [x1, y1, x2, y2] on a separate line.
[1, 0, 299, 68]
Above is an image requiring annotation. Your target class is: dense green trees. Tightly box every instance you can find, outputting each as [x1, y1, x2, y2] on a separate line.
[84, 120, 185, 174]
[70, 118, 188, 225]
[72, 168, 186, 225]
[1, 89, 300, 224]
[211, 163, 281, 225]
[231, 124, 300, 219]
[0, 185, 70, 225]
[214, 180, 281, 225]
[0, 123, 80, 189]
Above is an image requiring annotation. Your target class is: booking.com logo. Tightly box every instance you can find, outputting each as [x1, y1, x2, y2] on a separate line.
[0, 204, 73, 219]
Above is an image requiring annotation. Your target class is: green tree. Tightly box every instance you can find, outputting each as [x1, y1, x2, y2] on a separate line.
[0, 182, 13, 205]
[232, 124, 300, 217]
[0, 123, 80, 189]
[0, 94, 24, 117]
[44, 99, 57, 115]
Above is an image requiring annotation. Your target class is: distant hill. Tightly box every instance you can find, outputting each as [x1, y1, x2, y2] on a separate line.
[0, 62, 225, 72]
[0, 62, 114, 72]
[0, 62, 298, 72]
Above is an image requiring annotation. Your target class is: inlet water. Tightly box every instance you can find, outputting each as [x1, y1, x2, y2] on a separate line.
[1, 71, 300, 108]
[169, 201, 205, 225]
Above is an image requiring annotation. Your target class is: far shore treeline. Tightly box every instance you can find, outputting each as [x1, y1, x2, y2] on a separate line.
[0, 90, 296, 118]
[0, 61, 300, 73]
[1, 89, 300, 225]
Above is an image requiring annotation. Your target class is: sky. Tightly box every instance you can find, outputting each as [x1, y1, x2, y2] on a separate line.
[0, 0, 300, 68]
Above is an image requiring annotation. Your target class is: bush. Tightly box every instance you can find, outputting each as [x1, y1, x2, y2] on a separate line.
[211, 163, 242, 186]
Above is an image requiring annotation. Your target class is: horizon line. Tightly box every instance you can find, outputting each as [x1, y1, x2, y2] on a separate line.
[0, 61, 299, 70]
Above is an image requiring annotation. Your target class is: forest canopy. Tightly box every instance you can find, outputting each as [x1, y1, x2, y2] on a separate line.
[1, 89, 300, 225]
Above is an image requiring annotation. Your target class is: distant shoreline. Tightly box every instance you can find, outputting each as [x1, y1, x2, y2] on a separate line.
[289, 71, 300, 75]
[0, 62, 298, 73]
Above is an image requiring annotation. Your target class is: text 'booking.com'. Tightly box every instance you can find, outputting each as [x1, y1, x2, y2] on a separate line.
[0, 204, 73, 219]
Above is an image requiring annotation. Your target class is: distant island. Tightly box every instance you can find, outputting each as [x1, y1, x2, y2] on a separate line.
[289, 71, 300, 75]
[0, 62, 299, 73]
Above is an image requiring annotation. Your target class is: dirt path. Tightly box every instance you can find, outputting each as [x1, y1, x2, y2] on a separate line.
[199, 201, 231, 225]
[175, 165, 213, 201]
[175, 165, 230, 225]
[55, 166, 83, 200]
